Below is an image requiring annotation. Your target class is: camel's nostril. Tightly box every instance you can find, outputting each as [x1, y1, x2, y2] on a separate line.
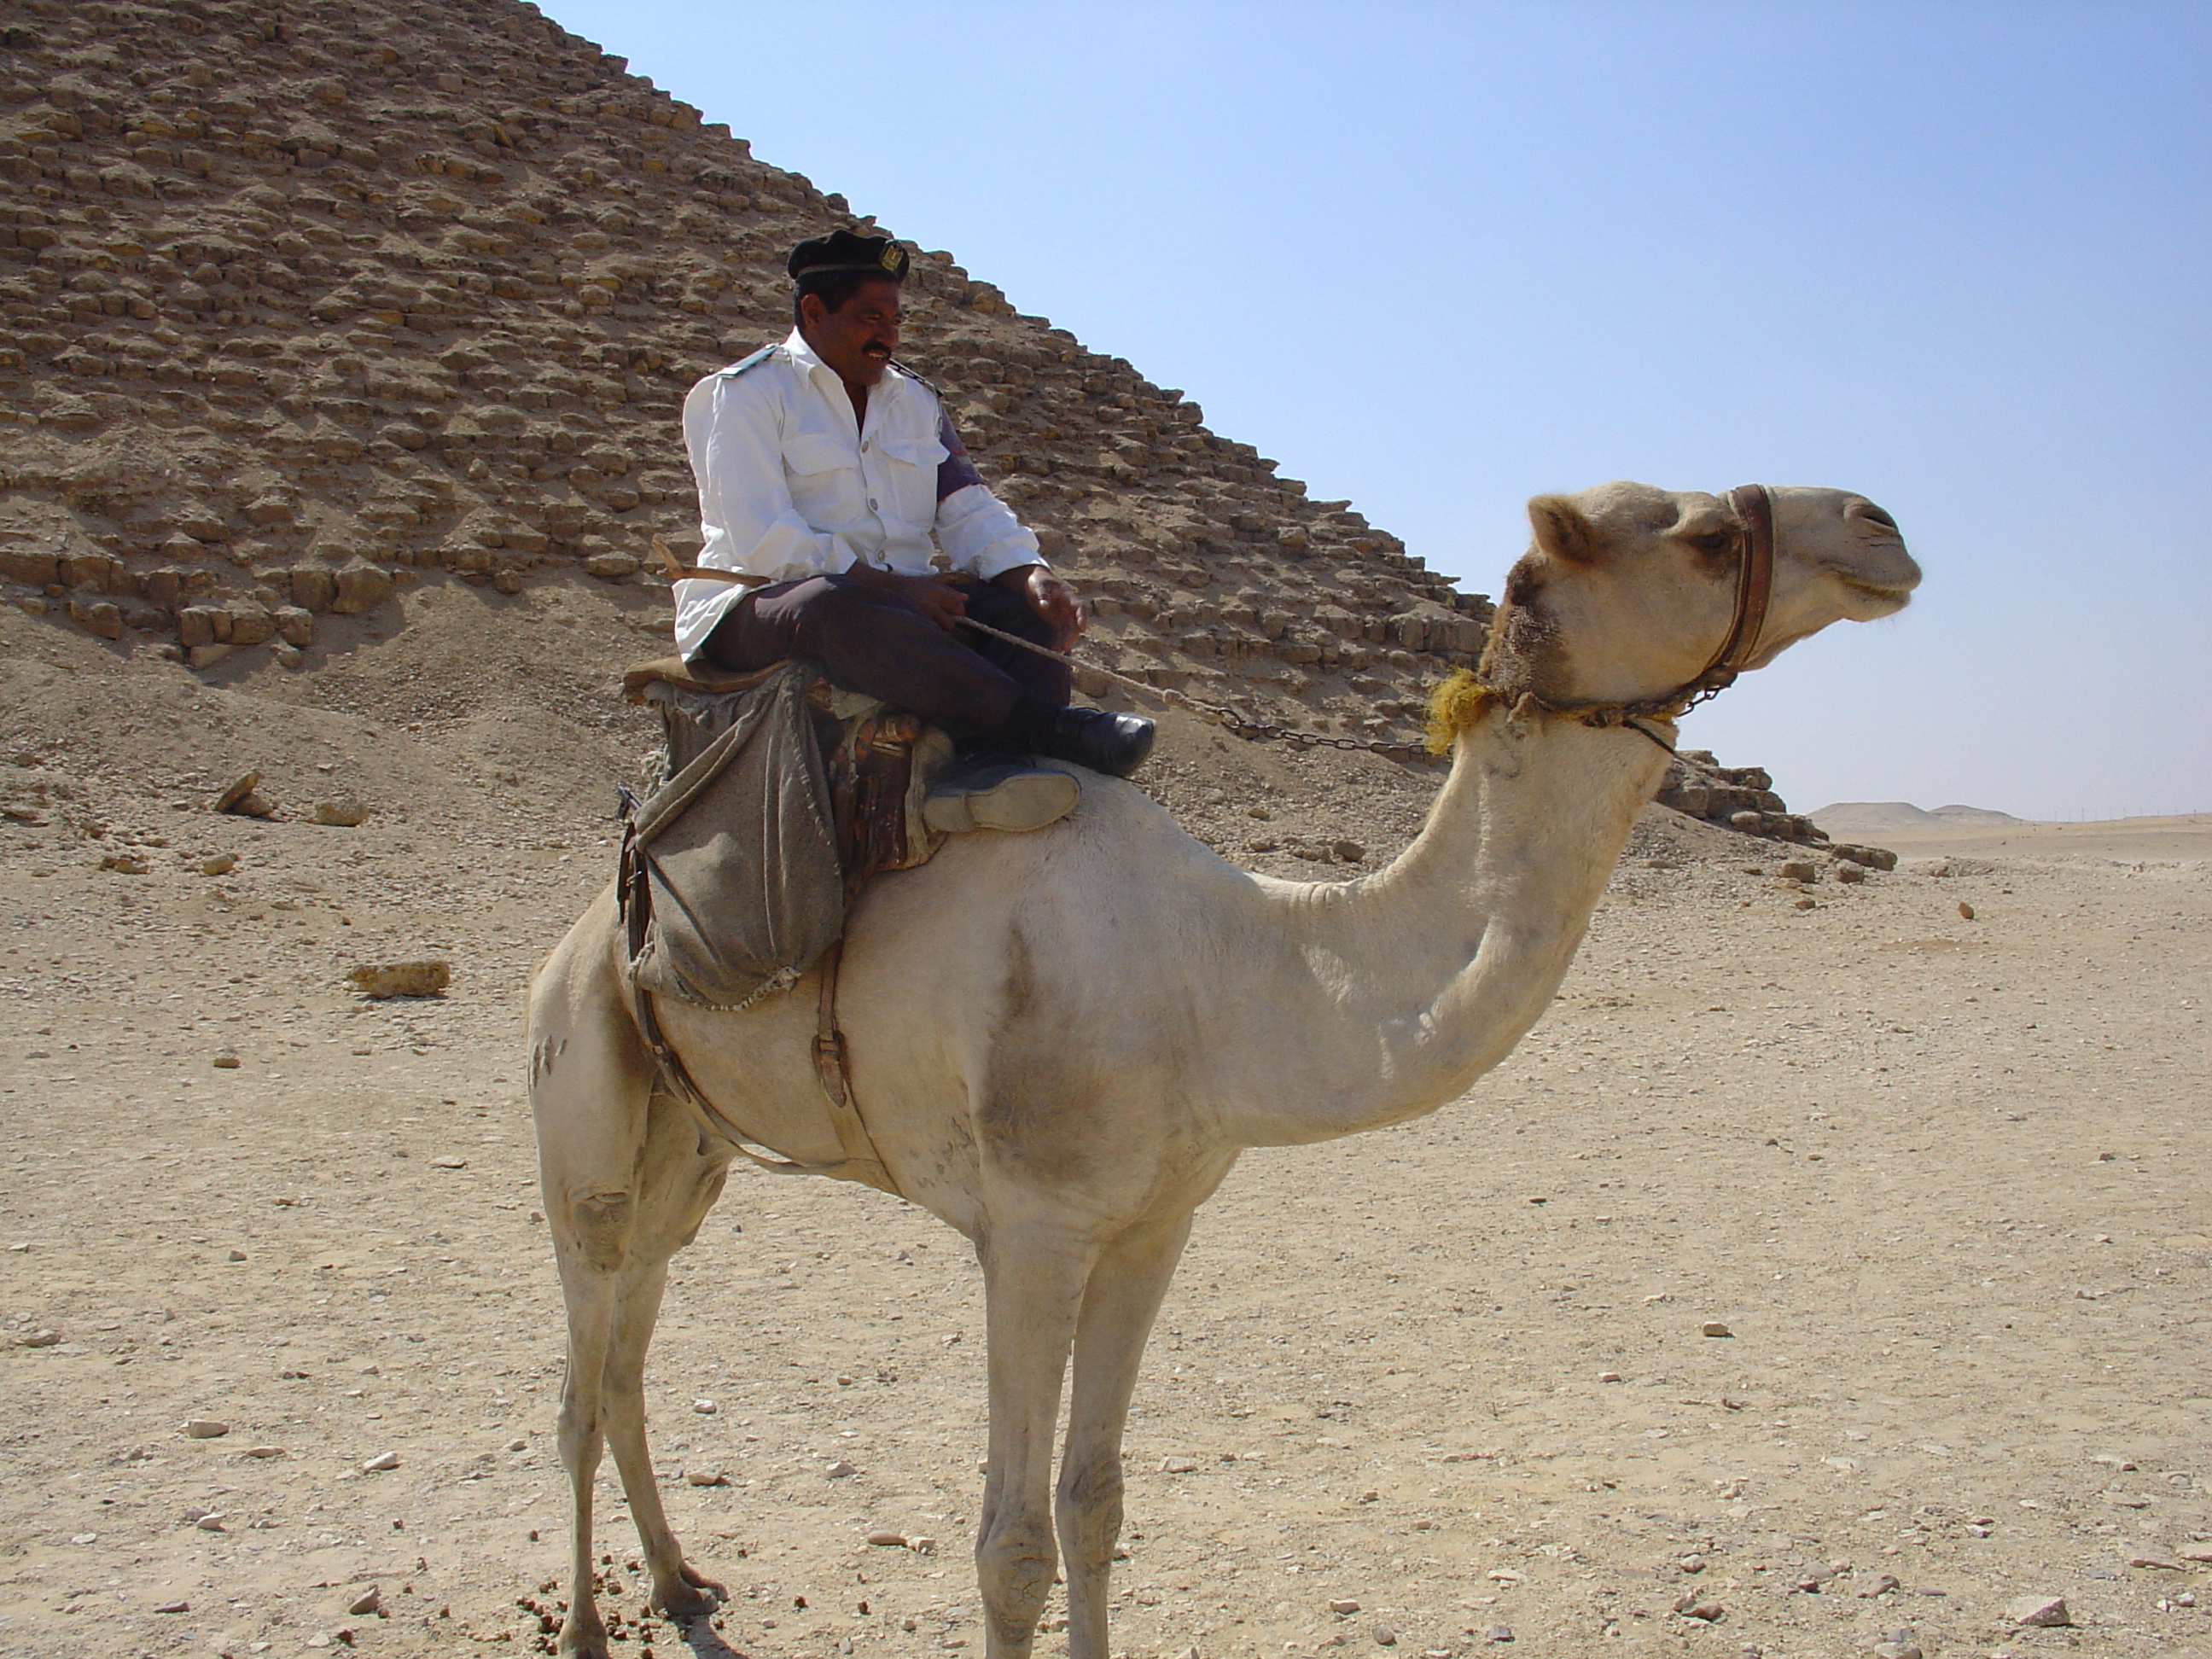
[1850, 499, 1898, 531]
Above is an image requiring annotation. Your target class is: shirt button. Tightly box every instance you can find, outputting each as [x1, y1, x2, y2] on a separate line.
[867, 498, 878, 510]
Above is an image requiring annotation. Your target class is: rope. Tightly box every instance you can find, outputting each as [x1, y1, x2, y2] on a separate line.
[953, 615, 1439, 761]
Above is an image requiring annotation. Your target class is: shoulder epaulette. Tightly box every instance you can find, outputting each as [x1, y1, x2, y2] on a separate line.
[717, 344, 777, 378]
[888, 358, 941, 397]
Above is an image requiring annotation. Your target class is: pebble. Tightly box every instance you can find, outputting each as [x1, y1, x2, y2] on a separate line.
[1161, 1455, 1200, 1473]
[684, 1469, 730, 1487]
[428, 1155, 469, 1169]
[910, 1535, 938, 1554]
[1484, 1627, 1513, 1645]
[1371, 1626, 1396, 1646]
[866, 1529, 908, 1547]
[1330, 1599, 1361, 1615]
[1778, 861, 1818, 882]
[195, 1513, 227, 1532]
[227, 1249, 247, 1261]
[20, 1329, 61, 1348]
[200, 853, 237, 875]
[1834, 861, 1867, 883]
[692, 1398, 718, 1414]
[212, 1049, 241, 1068]
[1700, 1321, 1733, 1338]
[1792, 896, 1817, 910]
[313, 798, 370, 826]
[1957, 902, 1975, 920]
[244, 1445, 285, 1459]
[182, 1418, 230, 1438]
[1673, 1595, 1723, 1621]
[2004, 1593, 2069, 1627]
[100, 852, 150, 875]
[154, 1599, 189, 1614]
[348, 1586, 381, 1615]
[825, 1458, 858, 1478]
[1852, 1572, 1901, 1598]
[507, 1438, 528, 1452]
[1678, 1554, 1705, 1574]
[1598, 1371, 1623, 1383]
[361, 1450, 400, 1471]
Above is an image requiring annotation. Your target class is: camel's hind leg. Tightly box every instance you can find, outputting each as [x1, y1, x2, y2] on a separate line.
[1056, 1211, 1193, 1659]
[530, 895, 727, 1656]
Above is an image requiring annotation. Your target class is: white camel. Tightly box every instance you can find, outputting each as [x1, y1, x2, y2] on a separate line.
[527, 480, 1918, 1659]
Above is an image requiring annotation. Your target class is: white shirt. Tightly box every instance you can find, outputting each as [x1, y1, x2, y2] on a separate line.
[673, 328, 1041, 659]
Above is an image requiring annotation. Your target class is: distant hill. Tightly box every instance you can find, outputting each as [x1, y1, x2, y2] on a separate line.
[1812, 801, 2033, 835]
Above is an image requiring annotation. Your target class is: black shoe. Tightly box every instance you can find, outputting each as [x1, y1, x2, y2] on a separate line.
[1041, 706, 1156, 777]
[922, 754, 1080, 834]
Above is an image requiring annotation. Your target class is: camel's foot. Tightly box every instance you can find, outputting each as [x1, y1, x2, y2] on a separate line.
[652, 1559, 725, 1620]
[557, 1604, 609, 1659]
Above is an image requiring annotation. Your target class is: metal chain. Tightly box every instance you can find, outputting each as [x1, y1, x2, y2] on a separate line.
[953, 616, 1439, 761]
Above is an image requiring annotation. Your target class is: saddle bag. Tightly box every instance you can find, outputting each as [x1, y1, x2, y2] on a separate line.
[617, 658, 952, 1013]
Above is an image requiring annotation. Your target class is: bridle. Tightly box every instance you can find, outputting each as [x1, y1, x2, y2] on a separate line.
[1491, 483, 1778, 754]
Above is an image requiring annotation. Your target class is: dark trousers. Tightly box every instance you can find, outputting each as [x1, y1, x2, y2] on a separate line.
[701, 573, 1070, 740]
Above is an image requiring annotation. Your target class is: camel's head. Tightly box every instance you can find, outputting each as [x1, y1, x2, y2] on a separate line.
[1476, 480, 1919, 708]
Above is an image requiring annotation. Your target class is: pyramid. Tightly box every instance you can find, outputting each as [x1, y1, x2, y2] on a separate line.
[0, 0, 1493, 754]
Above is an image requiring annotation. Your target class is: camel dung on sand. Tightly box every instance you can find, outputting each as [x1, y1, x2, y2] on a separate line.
[526, 479, 1920, 1659]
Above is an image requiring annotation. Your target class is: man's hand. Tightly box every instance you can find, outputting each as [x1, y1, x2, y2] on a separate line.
[997, 564, 1086, 652]
[848, 564, 968, 631]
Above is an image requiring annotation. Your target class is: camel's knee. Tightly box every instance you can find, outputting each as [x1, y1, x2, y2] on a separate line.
[975, 1514, 1057, 1628]
[562, 1190, 636, 1273]
[1056, 1456, 1124, 1567]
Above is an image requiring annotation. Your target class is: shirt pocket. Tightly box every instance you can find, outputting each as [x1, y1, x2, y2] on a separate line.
[783, 434, 852, 479]
[874, 434, 950, 518]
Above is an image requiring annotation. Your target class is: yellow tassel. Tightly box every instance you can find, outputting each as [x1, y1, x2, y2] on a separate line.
[1423, 669, 1498, 754]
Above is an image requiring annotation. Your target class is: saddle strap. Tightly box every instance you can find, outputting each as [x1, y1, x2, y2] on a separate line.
[624, 888, 900, 1195]
[806, 939, 900, 1194]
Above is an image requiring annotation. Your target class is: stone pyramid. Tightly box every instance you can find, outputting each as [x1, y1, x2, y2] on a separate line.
[0, 0, 1493, 751]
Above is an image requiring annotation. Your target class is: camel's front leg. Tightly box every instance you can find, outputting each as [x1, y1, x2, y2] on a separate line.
[976, 1226, 1093, 1659]
[597, 1131, 731, 1620]
[1057, 1211, 1194, 1659]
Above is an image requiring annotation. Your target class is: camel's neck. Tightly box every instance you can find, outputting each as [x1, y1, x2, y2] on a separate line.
[1229, 709, 1669, 1145]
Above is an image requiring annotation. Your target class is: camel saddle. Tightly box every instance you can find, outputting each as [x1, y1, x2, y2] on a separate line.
[616, 655, 952, 1016]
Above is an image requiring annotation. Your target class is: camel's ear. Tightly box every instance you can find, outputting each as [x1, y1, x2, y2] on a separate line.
[1527, 495, 1600, 565]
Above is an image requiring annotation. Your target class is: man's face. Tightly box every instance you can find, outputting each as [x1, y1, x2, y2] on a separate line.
[800, 276, 903, 387]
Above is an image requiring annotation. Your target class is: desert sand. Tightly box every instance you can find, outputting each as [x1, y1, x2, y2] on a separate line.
[2, 586, 2207, 1659]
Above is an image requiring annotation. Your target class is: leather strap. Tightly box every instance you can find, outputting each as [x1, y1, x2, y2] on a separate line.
[808, 939, 901, 1194]
[1699, 484, 1777, 689]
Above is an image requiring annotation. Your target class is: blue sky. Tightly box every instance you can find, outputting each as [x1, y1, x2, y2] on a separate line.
[542, 0, 2209, 819]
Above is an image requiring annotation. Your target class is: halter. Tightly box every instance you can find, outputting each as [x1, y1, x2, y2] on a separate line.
[1429, 484, 1779, 757]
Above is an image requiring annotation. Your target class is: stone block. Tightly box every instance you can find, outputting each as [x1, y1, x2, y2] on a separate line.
[177, 605, 224, 648]
[330, 563, 393, 614]
[290, 567, 337, 612]
[0, 547, 59, 586]
[226, 602, 275, 646]
[272, 606, 314, 648]
[67, 597, 124, 639]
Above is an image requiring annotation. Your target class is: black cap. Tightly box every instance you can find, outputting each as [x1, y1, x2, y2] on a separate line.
[786, 230, 910, 284]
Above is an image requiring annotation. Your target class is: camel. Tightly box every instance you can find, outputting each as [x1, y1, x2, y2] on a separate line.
[527, 480, 1919, 1659]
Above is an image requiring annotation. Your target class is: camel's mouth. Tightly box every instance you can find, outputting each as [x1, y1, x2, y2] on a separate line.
[1835, 571, 1915, 610]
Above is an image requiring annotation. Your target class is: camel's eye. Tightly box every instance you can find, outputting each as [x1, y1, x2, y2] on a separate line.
[1687, 531, 1732, 556]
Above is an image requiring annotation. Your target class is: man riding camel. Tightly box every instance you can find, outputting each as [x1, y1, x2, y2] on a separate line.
[673, 230, 1155, 834]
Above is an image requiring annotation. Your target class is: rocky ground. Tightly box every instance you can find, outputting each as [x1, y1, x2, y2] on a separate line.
[1, 587, 2207, 1659]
